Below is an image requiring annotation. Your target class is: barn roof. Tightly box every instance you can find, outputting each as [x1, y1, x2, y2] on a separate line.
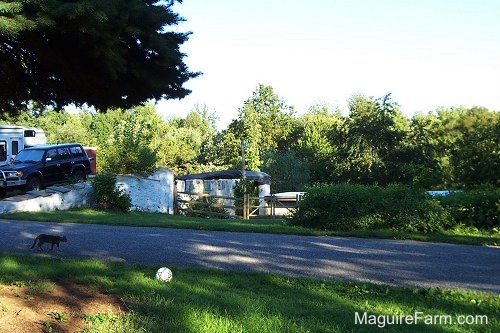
[176, 170, 271, 185]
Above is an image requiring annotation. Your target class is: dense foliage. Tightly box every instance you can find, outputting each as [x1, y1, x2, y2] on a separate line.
[5, 88, 495, 231]
[90, 172, 131, 212]
[0, 0, 198, 115]
[289, 184, 451, 232]
[2, 84, 498, 192]
[438, 186, 500, 230]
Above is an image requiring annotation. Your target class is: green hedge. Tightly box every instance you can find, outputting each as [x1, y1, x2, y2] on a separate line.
[290, 183, 450, 232]
[437, 185, 499, 230]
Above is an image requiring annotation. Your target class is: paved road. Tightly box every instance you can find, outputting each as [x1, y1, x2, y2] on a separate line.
[0, 219, 499, 293]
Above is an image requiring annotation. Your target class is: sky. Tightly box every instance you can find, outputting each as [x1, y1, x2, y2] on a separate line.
[157, 0, 500, 128]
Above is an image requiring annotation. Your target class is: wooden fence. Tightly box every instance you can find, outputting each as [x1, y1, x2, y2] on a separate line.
[174, 191, 302, 219]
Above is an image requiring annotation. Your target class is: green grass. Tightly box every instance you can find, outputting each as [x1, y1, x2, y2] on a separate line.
[2, 208, 499, 246]
[1, 252, 498, 333]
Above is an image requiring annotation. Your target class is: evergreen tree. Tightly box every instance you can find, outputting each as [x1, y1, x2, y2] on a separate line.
[0, 0, 199, 115]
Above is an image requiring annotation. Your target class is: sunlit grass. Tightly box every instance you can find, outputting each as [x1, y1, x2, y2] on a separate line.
[1, 252, 498, 333]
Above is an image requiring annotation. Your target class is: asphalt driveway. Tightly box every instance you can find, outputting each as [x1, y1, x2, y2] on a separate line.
[1, 219, 499, 293]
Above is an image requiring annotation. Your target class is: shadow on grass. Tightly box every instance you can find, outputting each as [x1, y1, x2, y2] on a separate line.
[1, 253, 497, 333]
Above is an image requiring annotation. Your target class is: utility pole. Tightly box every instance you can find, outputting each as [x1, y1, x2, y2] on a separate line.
[241, 140, 248, 219]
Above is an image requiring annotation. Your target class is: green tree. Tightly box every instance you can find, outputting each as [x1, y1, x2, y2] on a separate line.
[0, 0, 199, 115]
[96, 105, 161, 174]
[407, 114, 444, 188]
[292, 104, 346, 183]
[338, 94, 413, 184]
[261, 149, 310, 192]
[160, 105, 218, 174]
[36, 110, 96, 146]
[448, 107, 500, 187]
[221, 84, 295, 170]
[414, 106, 499, 188]
[204, 130, 241, 170]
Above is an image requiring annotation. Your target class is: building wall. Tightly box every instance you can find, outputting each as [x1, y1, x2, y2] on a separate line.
[175, 178, 271, 216]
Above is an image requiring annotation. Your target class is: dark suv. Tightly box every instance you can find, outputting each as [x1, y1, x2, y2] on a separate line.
[0, 143, 91, 196]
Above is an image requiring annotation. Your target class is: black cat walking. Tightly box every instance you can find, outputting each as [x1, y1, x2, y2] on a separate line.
[30, 234, 67, 251]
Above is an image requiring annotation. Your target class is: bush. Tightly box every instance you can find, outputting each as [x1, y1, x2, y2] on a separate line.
[289, 183, 450, 232]
[91, 172, 132, 212]
[438, 185, 499, 229]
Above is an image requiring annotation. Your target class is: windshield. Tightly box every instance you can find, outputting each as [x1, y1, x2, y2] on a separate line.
[12, 149, 45, 163]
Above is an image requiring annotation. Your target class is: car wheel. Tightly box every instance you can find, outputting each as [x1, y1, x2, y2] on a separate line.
[25, 177, 42, 192]
[71, 169, 86, 183]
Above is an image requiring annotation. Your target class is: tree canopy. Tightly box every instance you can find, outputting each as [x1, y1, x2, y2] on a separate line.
[0, 0, 199, 114]
[4, 83, 498, 190]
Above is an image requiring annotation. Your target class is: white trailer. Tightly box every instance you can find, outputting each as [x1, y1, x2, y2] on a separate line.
[0, 125, 47, 165]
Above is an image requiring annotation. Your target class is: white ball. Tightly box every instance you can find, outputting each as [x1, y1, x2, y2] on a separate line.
[155, 267, 173, 282]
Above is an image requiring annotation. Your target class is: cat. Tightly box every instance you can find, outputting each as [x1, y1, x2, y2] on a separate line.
[30, 234, 67, 251]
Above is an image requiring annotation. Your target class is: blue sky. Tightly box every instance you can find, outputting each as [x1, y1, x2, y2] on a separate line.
[157, 0, 500, 128]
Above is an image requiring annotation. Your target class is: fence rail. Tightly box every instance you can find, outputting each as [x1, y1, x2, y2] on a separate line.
[174, 190, 302, 219]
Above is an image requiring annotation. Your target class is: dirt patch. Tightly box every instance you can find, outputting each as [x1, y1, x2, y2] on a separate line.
[0, 280, 126, 333]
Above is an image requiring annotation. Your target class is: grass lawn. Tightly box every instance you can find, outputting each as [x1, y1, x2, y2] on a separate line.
[1, 252, 498, 333]
[1, 208, 499, 246]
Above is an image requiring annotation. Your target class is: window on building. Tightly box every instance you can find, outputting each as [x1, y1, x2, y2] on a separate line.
[186, 181, 194, 193]
[218, 181, 225, 191]
[204, 180, 213, 193]
[23, 130, 36, 137]
[11, 140, 19, 155]
[0, 141, 6, 161]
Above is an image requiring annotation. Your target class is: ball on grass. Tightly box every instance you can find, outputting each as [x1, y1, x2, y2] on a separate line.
[155, 267, 173, 282]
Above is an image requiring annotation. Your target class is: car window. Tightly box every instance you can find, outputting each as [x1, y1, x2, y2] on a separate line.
[69, 146, 85, 158]
[45, 148, 60, 161]
[13, 149, 44, 163]
[58, 147, 71, 160]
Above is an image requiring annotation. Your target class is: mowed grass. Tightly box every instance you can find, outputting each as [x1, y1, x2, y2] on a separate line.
[1, 252, 498, 333]
[2, 208, 499, 246]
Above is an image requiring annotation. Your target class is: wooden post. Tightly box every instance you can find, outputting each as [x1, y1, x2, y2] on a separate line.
[271, 195, 276, 218]
[173, 184, 178, 215]
[243, 193, 249, 220]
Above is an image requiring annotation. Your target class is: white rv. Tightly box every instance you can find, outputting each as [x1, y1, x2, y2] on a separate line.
[0, 125, 47, 165]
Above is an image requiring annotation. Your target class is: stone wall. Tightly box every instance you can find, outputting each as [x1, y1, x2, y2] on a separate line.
[116, 168, 174, 214]
[0, 183, 93, 214]
[0, 168, 174, 214]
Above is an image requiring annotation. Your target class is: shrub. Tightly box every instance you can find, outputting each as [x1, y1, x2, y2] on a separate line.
[91, 172, 132, 212]
[289, 183, 450, 232]
[380, 184, 451, 232]
[438, 185, 499, 229]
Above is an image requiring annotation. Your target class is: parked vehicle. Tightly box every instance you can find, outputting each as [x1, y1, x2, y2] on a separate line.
[0, 143, 91, 196]
[0, 125, 47, 165]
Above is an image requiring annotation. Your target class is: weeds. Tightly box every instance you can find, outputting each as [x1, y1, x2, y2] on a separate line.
[27, 280, 54, 297]
[49, 310, 68, 323]
[40, 321, 56, 333]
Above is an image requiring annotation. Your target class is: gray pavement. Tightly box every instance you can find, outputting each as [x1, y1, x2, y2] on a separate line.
[0, 219, 499, 293]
